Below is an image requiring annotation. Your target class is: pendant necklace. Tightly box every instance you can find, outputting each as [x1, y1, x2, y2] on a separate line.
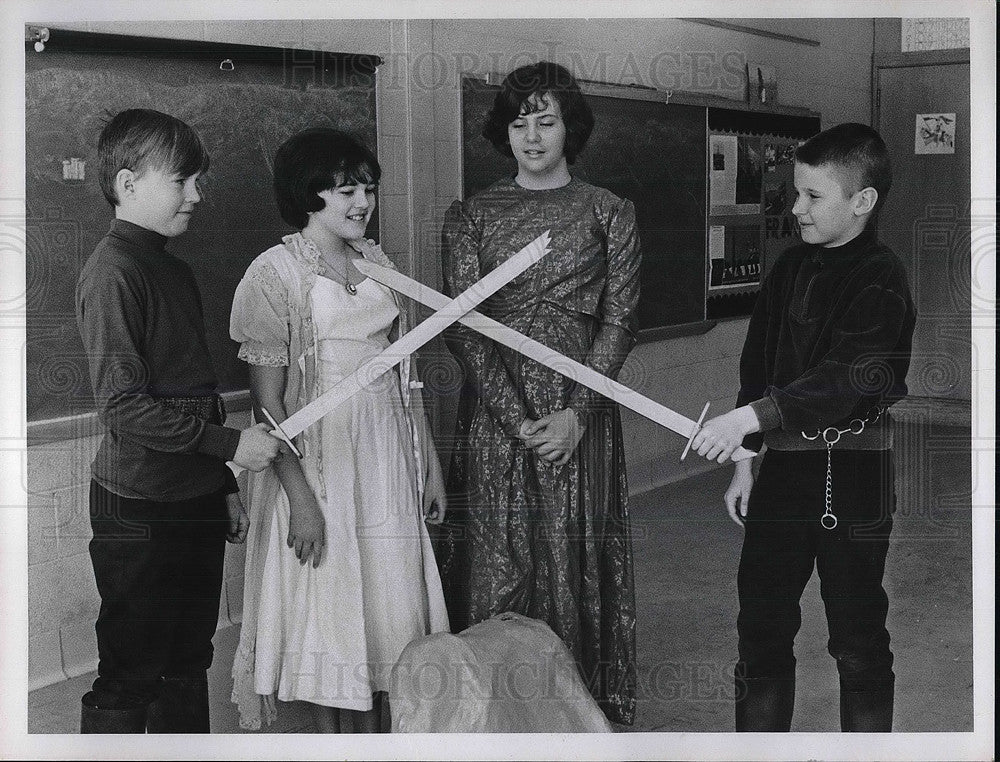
[320, 251, 358, 295]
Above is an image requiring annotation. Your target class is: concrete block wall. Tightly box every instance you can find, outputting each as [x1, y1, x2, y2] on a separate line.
[25, 411, 253, 691]
[619, 319, 750, 494]
[25, 16, 875, 690]
[26, 433, 100, 690]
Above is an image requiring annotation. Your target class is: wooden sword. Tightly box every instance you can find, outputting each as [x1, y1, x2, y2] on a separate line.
[230, 231, 552, 473]
[354, 258, 756, 462]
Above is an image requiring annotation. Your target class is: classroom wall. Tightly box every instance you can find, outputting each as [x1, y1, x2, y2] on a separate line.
[25, 17, 874, 690]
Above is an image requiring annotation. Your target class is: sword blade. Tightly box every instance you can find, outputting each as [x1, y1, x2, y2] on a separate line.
[278, 230, 551, 440]
[355, 258, 756, 462]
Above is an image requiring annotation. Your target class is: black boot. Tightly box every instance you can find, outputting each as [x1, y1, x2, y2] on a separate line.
[840, 681, 894, 732]
[80, 691, 147, 733]
[145, 676, 211, 733]
[735, 677, 795, 731]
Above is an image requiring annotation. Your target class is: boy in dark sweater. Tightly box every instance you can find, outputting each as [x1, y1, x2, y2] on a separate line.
[690, 123, 916, 732]
[76, 109, 282, 733]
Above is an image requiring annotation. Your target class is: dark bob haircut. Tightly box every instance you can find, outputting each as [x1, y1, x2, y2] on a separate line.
[273, 128, 381, 230]
[795, 122, 893, 216]
[482, 61, 594, 164]
[98, 109, 210, 206]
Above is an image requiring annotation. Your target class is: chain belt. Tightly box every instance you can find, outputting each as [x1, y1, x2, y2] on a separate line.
[800, 407, 884, 530]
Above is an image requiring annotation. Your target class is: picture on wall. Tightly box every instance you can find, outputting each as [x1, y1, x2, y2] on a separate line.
[915, 112, 956, 153]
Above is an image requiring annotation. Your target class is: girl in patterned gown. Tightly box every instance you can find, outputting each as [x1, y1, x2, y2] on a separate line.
[229, 128, 449, 733]
[438, 62, 641, 725]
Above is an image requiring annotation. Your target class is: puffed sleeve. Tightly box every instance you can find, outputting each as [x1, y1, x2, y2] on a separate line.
[441, 200, 529, 438]
[230, 257, 291, 367]
[568, 197, 641, 414]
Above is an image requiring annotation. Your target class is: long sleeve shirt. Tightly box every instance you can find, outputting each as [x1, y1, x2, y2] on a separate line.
[76, 219, 241, 500]
[738, 226, 916, 453]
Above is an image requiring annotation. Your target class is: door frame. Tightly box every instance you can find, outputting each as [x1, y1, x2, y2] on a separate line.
[872, 46, 972, 409]
[872, 48, 971, 126]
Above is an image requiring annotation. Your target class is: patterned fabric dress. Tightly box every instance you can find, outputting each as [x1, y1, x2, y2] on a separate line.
[438, 176, 641, 725]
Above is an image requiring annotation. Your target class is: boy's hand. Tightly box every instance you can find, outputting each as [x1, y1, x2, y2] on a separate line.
[691, 405, 760, 463]
[225, 492, 249, 544]
[725, 460, 755, 527]
[517, 409, 585, 467]
[287, 491, 325, 568]
[233, 423, 283, 471]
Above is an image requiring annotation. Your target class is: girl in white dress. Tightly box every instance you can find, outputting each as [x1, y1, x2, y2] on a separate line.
[230, 128, 449, 733]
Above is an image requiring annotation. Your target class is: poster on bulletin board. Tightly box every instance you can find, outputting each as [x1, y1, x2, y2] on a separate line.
[762, 137, 800, 276]
[710, 134, 762, 215]
[709, 135, 737, 207]
[709, 224, 761, 290]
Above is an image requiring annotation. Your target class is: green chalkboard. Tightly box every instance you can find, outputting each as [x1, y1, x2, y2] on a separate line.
[25, 30, 379, 422]
[461, 77, 707, 333]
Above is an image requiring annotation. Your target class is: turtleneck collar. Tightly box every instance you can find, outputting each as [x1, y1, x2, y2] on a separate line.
[108, 218, 169, 254]
[811, 224, 876, 269]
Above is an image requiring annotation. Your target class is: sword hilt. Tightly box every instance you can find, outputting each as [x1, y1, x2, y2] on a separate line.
[680, 401, 710, 461]
[679, 402, 758, 462]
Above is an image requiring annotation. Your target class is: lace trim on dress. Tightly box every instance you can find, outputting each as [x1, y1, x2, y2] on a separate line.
[238, 344, 289, 367]
[284, 233, 322, 275]
[247, 259, 286, 291]
[289, 233, 396, 272]
[231, 641, 277, 731]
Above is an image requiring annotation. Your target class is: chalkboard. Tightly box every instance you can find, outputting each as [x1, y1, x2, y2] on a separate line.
[461, 77, 707, 333]
[25, 30, 379, 422]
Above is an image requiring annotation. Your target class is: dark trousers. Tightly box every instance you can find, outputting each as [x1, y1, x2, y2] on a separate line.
[737, 448, 896, 693]
[87, 480, 228, 709]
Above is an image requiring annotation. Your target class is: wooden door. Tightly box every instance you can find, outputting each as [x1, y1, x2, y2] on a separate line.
[875, 54, 971, 401]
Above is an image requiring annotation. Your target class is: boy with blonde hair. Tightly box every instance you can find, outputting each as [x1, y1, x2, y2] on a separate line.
[77, 108, 282, 733]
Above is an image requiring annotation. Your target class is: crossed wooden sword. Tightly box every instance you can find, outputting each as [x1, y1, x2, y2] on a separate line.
[241, 230, 755, 472]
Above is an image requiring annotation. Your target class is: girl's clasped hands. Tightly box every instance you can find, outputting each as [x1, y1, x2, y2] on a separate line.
[518, 408, 585, 467]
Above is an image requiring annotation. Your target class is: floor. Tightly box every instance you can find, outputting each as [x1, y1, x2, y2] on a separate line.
[27, 419, 974, 735]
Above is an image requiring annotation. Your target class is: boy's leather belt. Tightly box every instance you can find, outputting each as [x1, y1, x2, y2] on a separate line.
[156, 394, 226, 425]
[764, 410, 892, 452]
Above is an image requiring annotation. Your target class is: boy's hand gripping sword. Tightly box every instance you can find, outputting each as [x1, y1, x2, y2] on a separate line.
[353, 258, 756, 462]
[231, 231, 552, 472]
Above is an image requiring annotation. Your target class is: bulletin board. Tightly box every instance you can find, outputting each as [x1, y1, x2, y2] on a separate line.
[705, 107, 821, 320]
[25, 29, 380, 423]
[460, 77, 821, 333]
[460, 77, 708, 334]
